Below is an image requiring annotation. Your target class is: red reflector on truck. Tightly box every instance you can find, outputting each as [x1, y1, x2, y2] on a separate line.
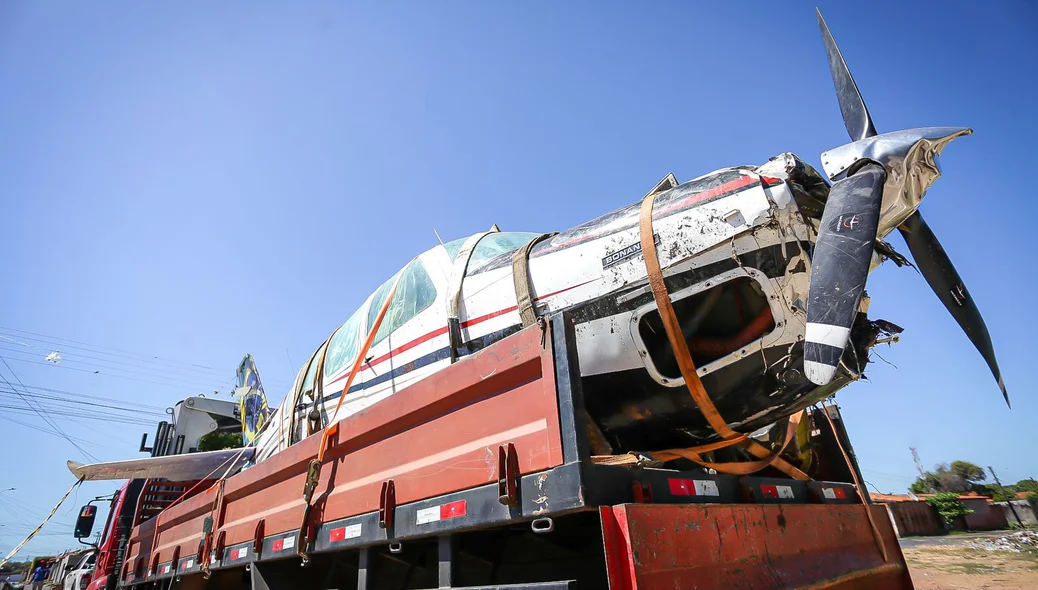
[417, 500, 467, 524]
[667, 479, 720, 497]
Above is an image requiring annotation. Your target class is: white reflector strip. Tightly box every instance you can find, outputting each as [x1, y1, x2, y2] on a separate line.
[695, 480, 720, 496]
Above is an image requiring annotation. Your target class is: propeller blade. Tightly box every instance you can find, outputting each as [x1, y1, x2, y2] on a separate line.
[805, 162, 886, 385]
[898, 212, 1009, 406]
[816, 9, 877, 141]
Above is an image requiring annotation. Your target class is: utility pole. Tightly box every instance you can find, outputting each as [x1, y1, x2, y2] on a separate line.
[988, 466, 1024, 527]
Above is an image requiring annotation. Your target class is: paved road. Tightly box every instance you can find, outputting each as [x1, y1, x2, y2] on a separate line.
[898, 531, 1001, 549]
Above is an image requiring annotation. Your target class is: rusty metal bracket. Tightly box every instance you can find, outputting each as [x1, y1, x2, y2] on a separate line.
[253, 519, 265, 557]
[296, 458, 324, 565]
[302, 459, 322, 504]
[150, 554, 159, 578]
[497, 443, 520, 506]
[379, 480, 396, 529]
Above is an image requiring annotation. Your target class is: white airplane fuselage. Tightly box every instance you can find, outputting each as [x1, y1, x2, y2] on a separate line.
[255, 152, 890, 460]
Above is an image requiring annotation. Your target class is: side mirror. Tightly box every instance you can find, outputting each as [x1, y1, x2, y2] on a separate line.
[74, 505, 97, 539]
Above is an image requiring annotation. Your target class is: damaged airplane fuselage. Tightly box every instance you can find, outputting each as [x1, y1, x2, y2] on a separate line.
[261, 146, 930, 459]
[69, 10, 1007, 483]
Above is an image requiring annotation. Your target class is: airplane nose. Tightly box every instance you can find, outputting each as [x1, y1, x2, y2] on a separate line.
[819, 127, 971, 238]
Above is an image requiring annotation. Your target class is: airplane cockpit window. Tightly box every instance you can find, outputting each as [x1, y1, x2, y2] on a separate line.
[300, 342, 325, 397]
[323, 309, 363, 379]
[442, 237, 466, 261]
[467, 232, 542, 273]
[367, 259, 438, 346]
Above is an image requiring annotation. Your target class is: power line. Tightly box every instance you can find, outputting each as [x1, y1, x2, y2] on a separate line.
[0, 391, 161, 424]
[0, 415, 105, 448]
[0, 389, 167, 417]
[0, 326, 220, 373]
[0, 384, 151, 448]
[0, 357, 97, 462]
[0, 346, 230, 391]
[0, 343, 229, 389]
[0, 327, 290, 388]
[1, 356, 228, 392]
[6, 382, 167, 412]
[0, 404, 158, 427]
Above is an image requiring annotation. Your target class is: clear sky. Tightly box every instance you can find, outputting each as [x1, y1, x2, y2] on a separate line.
[1, 1, 1035, 559]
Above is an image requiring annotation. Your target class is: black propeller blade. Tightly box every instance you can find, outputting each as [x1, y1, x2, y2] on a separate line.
[816, 8, 876, 142]
[812, 9, 1008, 404]
[898, 214, 1009, 407]
[804, 162, 886, 385]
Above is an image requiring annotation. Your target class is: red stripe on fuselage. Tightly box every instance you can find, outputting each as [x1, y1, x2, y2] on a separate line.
[547, 173, 762, 251]
[320, 175, 776, 392]
[325, 280, 592, 388]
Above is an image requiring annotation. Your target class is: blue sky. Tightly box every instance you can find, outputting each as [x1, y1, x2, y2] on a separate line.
[1, 1, 1035, 558]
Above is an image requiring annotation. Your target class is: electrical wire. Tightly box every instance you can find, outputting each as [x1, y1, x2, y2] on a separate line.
[1, 356, 225, 392]
[0, 415, 105, 447]
[0, 346, 229, 391]
[0, 327, 291, 388]
[0, 389, 166, 417]
[0, 390, 161, 416]
[0, 478, 84, 568]
[0, 358, 97, 462]
[0, 405, 157, 427]
[1, 382, 167, 411]
[14, 382, 167, 409]
[0, 326, 221, 373]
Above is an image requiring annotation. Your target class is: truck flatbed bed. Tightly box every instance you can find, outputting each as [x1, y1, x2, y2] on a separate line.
[117, 313, 912, 589]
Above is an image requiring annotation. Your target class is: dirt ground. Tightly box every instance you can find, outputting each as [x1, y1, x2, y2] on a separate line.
[903, 532, 1038, 589]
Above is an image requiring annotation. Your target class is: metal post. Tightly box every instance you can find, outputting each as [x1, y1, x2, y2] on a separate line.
[989, 466, 1024, 527]
[438, 535, 455, 588]
[357, 547, 371, 590]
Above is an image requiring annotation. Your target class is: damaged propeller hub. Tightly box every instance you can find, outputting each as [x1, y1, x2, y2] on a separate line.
[820, 127, 973, 237]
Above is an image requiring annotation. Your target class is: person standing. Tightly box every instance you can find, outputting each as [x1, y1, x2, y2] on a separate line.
[29, 561, 49, 590]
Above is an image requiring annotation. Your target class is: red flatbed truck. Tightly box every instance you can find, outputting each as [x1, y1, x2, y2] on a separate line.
[75, 313, 913, 589]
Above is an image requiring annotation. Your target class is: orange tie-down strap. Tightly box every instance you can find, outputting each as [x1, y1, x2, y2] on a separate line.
[295, 266, 406, 564]
[595, 192, 809, 480]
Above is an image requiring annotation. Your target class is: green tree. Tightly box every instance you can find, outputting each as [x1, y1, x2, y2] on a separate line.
[986, 484, 1017, 502]
[198, 431, 243, 452]
[909, 460, 988, 494]
[950, 461, 985, 485]
[927, 492, 973, 527]
[909, 478, 933, 495]
[1015, 479, 1038, 494]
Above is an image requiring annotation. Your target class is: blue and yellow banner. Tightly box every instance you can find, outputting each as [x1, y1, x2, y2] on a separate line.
[235, 354, 270, 446]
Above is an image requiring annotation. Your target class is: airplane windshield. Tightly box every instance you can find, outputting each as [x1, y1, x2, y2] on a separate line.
[442, 237, 466, 261]
[367, 260, 438, 346]
[467, 232, 542, 272]
[324, 310, 363, 379]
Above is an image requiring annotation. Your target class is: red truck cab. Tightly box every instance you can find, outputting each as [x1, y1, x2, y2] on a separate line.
[79, 480, 144, 590]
